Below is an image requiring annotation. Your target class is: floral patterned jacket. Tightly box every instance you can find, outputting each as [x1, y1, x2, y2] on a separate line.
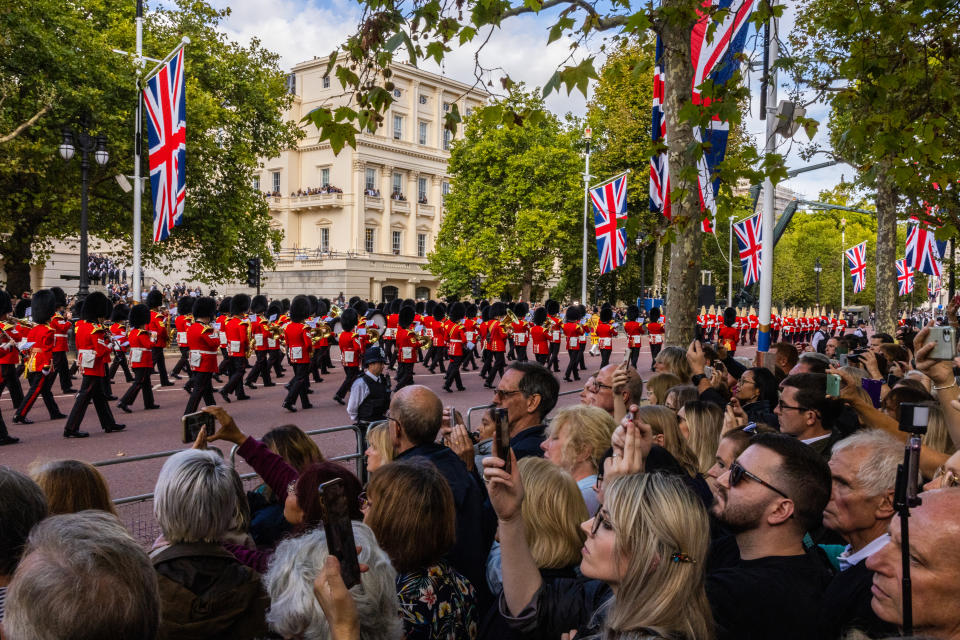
[397, 560, 478, 640]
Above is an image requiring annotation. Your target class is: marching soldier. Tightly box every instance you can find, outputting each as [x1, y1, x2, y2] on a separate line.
[545, 299, 562, 373]
[624, 304, 644, 370]
[215, 297, 232, 381]
[14, 290, 66, 425]
[333, 307, 362, 405]
[0, 290, 24, 444]
[428, 304, 448, 374]
[245, 295, 275, 389]
[184, 296, 220, 414]
[578, 304, 590, 371]
[718, 307, 740, 355]
[595, 306, 617, 367]
[146, 290, 174, 387]
[562, 305, 584, 382]
[220, 293, 252, 403]
[383, 299, 400, 370]
[267, 301, 286, 379]
[771, 306, 781, 343]
[281, 295, 315, 412]
[63, 292, 125, 438]
[49, 287, 76, 394]
[530, 306, 550, 366]
[394, 305, 419, 390]
[511, 302, 530, 362]
[646, 307, 665, 370]
[478, 304, 492, 379]
[749, 306, 759, 345]
[170, 296, 194, 381]
[117, 304, 160, 413]
[462, 303, 479, 371]
[483, 302, 508, 388]
[443, 302, 467, 393]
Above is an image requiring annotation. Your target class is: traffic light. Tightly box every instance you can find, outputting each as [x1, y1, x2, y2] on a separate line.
[246, 257, 260, 288]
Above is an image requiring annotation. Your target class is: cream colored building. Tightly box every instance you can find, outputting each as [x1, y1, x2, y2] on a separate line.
[250, 58, 488, 302]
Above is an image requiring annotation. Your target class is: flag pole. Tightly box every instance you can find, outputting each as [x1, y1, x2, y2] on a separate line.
[728, 216, 733, 305]
[581, 127, 592, 305]
[756, 12, 778, 359]
[841, 219, 846, 310]
[132, 0, 144, 304]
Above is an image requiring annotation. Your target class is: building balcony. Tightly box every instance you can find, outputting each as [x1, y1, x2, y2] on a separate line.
[289, 192, 344, 209]
[390, 199, 410, 215]
[365, 196, 384, 211]
[416, 204, 436, 218]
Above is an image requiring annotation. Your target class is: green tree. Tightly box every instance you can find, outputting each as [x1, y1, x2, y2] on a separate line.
[0, 0, 301, 296]
[427, 87, 581, 300]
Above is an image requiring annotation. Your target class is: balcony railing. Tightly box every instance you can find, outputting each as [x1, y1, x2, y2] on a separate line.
[365, 196, 384, 211]
[417, 204, 436, 218]
[289, 192, 343, 208]
[391, 199, 410, 214]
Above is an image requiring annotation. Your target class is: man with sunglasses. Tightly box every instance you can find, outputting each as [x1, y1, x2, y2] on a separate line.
[707, 432, 833, 640]
[776, 373, 843, 460]
[491, 362, 559, 460]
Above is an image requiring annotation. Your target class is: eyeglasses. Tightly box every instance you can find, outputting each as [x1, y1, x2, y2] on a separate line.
[493, 388, 523, 399]
[932, 466, 960, 489]
[729, 461, 791, 500]
[777, 399, 808, 412]
[591, 508, 613, 536]
[588, 380, 613, 393]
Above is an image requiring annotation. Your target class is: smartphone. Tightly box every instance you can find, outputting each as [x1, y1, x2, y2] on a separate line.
[494, 407, 512, 474]
[861, 378, 883, 409]
[825, 373, 841, 397]
[319, 478, 362, 589]
[181, 411, 215, 444]
[928, 326, 957, 360]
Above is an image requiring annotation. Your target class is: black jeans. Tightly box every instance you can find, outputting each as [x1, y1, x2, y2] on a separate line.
[221, 356, 250, 398]
[120, 368, 155, 408]
[184, 371, 216, 414]
[629, 347, 640, 370]
[65, 375, 118, 432]
[564, 349, 581, 381]
[548, 342, 561, 372]
[485, 351, 506, 386]
[246, 351, 273, 386]
[600, 348, 612, 367]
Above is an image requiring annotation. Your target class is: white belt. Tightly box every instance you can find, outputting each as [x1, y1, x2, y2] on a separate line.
[192, 349, 218, 355]
[54, 333, 67, 338]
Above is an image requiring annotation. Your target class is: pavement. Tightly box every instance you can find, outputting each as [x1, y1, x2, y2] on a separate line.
[0, 336, 759, 502]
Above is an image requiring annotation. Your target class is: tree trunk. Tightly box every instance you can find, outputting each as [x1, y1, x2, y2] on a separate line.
[661, 9, 703, 346]
[521, 269, 533, 302]
[652, 232, 665, 298]
[874, 162, 899, 335]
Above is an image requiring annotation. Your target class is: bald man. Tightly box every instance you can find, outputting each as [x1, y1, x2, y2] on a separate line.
[586, 363, 643, 418]
[866, 488, 960, 638]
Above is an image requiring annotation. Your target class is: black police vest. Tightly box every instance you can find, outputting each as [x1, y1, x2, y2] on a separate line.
[357, 373, 391, 422]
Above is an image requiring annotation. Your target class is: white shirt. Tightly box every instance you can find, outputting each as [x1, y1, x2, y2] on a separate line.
[346, 370, 379, 421]
[802, 433, 832, 446]
[837, 533, 890, 572]
[578, 475, 601, 517]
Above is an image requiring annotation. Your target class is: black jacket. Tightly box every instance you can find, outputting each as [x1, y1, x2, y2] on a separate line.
[510, 424, 547, 460]
[818, 558, 898, 639]
[497, 572, 611, 640]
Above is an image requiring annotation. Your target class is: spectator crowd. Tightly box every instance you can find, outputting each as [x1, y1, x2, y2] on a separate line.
[3, 312, 960, 640]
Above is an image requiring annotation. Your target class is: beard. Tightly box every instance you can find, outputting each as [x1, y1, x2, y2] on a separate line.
[717, 490, 769, 534]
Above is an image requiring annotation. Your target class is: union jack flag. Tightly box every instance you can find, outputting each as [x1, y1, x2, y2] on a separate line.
[845, 242, 867, 294]
[905, 220, 945, 277]
[732, 212, 762, 285]
[895, 258, 914, 296]
[590, 174, 628, 275]
[650, 0, 757, 234]
[144, 48, 186, 243]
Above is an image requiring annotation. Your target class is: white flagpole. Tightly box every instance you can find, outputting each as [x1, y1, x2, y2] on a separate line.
[133, 0, 144, 303]
[841, 219, 846, 309]
[581, 127, 592, 305]
[728, 216, 733, 305]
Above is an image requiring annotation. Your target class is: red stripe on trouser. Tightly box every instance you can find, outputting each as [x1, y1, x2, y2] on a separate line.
[18, 376, 44, 417]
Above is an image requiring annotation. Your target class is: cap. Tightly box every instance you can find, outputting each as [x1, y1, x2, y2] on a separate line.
[363, 346, 387, 365]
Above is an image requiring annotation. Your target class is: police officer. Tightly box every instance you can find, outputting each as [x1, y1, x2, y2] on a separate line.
[347, 345, 391, 433]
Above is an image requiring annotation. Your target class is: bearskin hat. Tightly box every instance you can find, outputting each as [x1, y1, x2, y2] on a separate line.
[340, 307, 359, 332]
[289, 295, 311, 323]
[399, 305, 415, 327]
[490, 301, 506, 318]
[433, 304, 446, 322]
[110, 303, 129, 323]
[649, 307, 661, 323]
[147, 290, 164, 309]
[545, 299, 560, 315]
[388, 298, 401, 314]
[425, 299, 436, 315]
[465, 303, 478, 318]
[218, 297, 232, 315]
[415, 300, 425, 314]
[81, 291, 109, 323]
[626, 305, 640, 322]
[230, 293, 251, 316]
[600, 307, 613, 323]
[50, 286, 67, 309]
[193, 297, 217, 320]
[353, 300, 369, 316]
[250, 295, 268, 314]
[316, 299, 329, 317]
[176, 296, 195, 316]
[267, 301, 283, 319]
[449, 302, 466, 323]
[515, 302, 529, 317]
[0, 290, 11, 317]
[14, 298, 30, 319]
[532, 306, 548, 326]
[564, 305, 581, 323]
[128, 304, 150, 329]
[723, 306, 737, 327]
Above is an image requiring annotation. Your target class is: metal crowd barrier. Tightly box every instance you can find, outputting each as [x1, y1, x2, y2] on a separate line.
[465, 387, 581, 430]
[94, 423, 366, 546]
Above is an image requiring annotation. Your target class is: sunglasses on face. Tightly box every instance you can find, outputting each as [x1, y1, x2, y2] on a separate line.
[728, 461, 791, 500]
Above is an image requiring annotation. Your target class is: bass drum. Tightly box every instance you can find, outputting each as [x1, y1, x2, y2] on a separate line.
[365, 312, 387, 331]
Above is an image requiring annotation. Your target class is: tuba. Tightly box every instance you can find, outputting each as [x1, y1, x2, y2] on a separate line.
[502, 309, 519, 337]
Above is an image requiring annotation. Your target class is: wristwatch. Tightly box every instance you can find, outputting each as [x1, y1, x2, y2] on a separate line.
[691, 373, 707, 386]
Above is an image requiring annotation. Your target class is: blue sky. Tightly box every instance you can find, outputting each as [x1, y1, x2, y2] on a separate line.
[202, 0, 844, 200]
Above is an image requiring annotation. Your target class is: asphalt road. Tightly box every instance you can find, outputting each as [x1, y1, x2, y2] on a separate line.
[0, 337, 759, 502]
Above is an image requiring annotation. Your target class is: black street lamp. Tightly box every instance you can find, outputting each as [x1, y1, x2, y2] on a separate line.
[637, 231, 648, 302]
[59, 118, 108, 302]
[814, 257, 823, 306]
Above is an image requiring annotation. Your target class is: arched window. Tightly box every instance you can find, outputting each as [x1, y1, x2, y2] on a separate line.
[382, 285, 399, 302]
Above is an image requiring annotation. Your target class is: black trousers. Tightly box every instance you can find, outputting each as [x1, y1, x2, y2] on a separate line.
[650, 343, 662, 370]
[485, 351, 506, 386]
[480, 348, 492, 378]
[600, 348, 612, 367]
[579, 344, 588, 370]
[1, 363, 24, 409]
[310, 348, 324, 381]
[283, 363, 311, 408]
[395, 362, 415, 390]
[184, 371, 216, 414]
[65, 375, 117, 432]
[564, 349, 581, 381]
[547, 342, 561, 372]
[513, 345, 528, 362]
[463, 347, 478, 370]
[336, 366, 360, 399]
[120, 368, 155, 408]
[221, 356, 250, 398]
[246, 351, 273, 386]
[269, 349, 285, 376]
[52, 351, 72, 391]
[535, 353, 549, 365]
[628, 347, 640, 370]
[429, 347, 447, 373]
[171, 346, 192, 377]
[218, 348, 232, 376]
[383, 339, 396, 368]
[444, 355, 464, 390]
[18, 370, 60, 419]
[109, 350, 133, 382]
[152, 347, 171, 385]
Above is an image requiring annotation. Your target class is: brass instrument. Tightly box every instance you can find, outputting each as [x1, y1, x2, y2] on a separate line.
[366, 327, 380, 344]
[501, 309, 519, 337]
[415, 332, 433, 349]
[585, 314, 600, 333]
[327, 305, 342, 319]
[12, 317, 37, 328]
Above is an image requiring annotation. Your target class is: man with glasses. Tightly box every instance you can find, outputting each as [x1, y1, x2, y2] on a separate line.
[492, 362, 560, 460]
[775, 373, 842, 460]
[585, 363, 643, 420]
[707, 432, 833, 640]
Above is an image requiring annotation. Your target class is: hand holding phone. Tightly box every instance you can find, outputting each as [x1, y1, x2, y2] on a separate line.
[181, 411, 215, 444]
[825, 373, 841, 397]
[320, 479, 362, 589]
[493, 408, 512, 474]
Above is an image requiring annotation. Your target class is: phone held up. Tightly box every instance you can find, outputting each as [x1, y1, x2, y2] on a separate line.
[494, 407, 512, 474]
[927, 326, 957, 361]
[825, 373, 841, 398]
[320, 478, 363, 589]
[181, 411, 215, 444]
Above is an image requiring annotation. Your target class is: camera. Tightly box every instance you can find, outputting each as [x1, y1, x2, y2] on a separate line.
[898, 402, 931, 435]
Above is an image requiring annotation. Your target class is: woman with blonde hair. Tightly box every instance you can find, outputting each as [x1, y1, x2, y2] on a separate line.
[646, 373, 681, 406]
[654, 346, 691, 383]
[678, 401, 724, 474]
[484, 456, 713, 640]
[634, 405, 701, 479]
[540, 404, 616, 515]
[29, 459, 116, 516]
[364, 420, 395, 474]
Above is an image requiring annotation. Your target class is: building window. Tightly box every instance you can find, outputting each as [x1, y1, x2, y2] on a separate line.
[322, 75, 330, 88]
[442, 180, 451, 196]
[419, 95, 428, 105]
[285, 74, 296, 95]
[321, 168, 330, 188]
[443, 102, 450, 112]
[393, 88, 402, 98]
[365, 168, 377, 192]
[416, 286, 430, 300]
[417, 233, 426, 257]
[272, 171, 280, 193]
[393, 115, 403, 140]
[418, 177, 428, 204]
[320, 228, 329, 253]
[392, 230, 402, 255]
[392, 172, 403, 197]
[442, 129, 452, 151]
[365, 229, 375, 253]
[252, 175, 260, 191]
[419, 121, 427, 145]
[465, 107, 473, 117]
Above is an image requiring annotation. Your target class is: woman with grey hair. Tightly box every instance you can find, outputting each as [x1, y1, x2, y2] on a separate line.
[151, 449, 269, 639]
[264, 522, 402, 640]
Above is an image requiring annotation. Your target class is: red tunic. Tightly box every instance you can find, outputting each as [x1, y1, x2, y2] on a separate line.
[396, 327, 419, 363]
[487, 320, 507, 352]
[25, 324, 55, 372]
[562, 322, 583, 350]
[50, 314, 71, 353]
[225, 317, 250, 358]
[646, 322, 665, 345]
[188, 322, 220, 372]
[175, 314, 192, 347]
[447, 323, 465, 357]
[284, 322, 312, 364]
[75, 322, 111, 377]
[0, 321, 25, 366]
[511, 320, 528, 346]
[149, 310, 170, 348]
[127, 328, 155, 368]
[384, 313, 399, 341]
[624, 321, 644, 348]
[432, 319, 447, 348]
[548, 316, 563, 344]
[595, 322, 617, 350]
[338, 331, 362, 368]
[530, 324, 549, 355]
[717, 325, 739, 353]
[250, 316, 269, 352]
